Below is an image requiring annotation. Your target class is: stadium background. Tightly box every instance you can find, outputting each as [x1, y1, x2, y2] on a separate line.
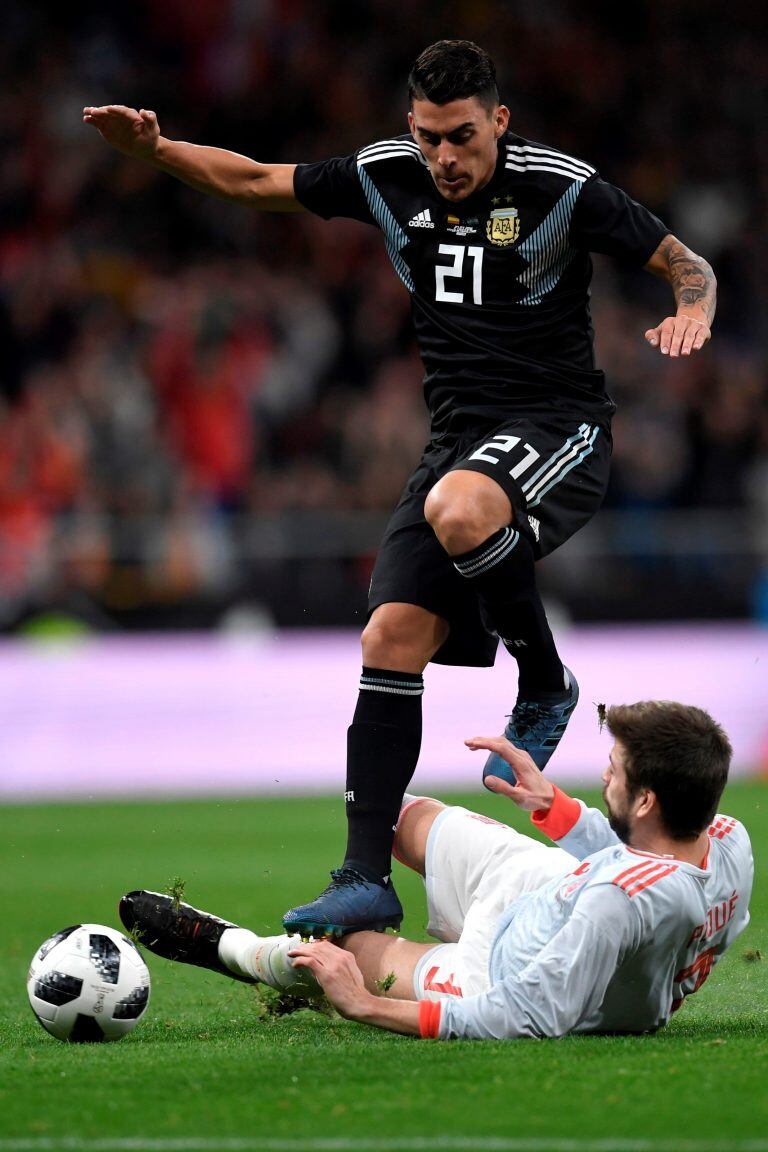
[0, 0, 766, 797]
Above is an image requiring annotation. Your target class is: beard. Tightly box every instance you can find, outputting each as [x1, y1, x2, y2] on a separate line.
[604, 792, 632, 844]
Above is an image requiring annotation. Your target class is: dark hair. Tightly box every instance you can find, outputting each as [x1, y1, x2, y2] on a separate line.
[606, 701, 731, 840]
[408, 40, 499, 110]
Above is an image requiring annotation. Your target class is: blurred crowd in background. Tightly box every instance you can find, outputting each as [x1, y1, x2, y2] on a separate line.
[0, 0, 766, 633]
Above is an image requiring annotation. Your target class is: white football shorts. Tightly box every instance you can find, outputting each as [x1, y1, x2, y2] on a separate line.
[411, 804, 576, 1001]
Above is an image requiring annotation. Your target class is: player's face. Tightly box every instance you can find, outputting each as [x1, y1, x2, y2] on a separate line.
[602, 742, 636, 844]
[408, 96, 510, 202]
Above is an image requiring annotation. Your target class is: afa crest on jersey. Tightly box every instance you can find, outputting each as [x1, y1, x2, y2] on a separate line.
[487, 206, 520, 246]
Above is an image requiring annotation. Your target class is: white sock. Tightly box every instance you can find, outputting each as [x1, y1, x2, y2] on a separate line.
[217, 929, 322, 998]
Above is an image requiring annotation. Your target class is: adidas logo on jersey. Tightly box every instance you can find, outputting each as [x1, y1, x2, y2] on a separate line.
[408, 209, 434, 229]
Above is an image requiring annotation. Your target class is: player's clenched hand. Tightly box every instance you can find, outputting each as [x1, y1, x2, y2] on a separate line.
[288, 940, 371, 1019]
[465, 735, 556, 812]
[644, 314, 711, 357]
[82, 105, 160, 160]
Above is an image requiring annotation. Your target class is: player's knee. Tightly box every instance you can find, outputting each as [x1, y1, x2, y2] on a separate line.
[423, 484, 465, 545]
[362, 616, 414, 667]
[425, 474, 511, 554]
[361, 606, 446, 669]
[394, 796, 445, 875]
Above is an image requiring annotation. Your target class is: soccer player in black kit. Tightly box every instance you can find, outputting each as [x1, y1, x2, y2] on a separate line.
[85, 41, 716, 937]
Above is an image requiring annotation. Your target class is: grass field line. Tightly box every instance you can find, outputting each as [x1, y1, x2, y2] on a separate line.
[2, 1140, 768, 1152]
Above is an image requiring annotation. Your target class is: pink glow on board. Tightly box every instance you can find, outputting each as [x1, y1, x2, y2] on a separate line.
[0, 626, 765, 799]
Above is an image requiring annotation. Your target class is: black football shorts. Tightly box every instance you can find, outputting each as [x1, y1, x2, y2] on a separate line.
[368, 414, 611, 667]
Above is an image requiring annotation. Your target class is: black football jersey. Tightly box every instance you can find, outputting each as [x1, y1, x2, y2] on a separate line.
[293, 130, 669, 434]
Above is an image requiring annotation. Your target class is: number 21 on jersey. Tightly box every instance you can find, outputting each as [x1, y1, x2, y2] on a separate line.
[435, 244, 484, 305]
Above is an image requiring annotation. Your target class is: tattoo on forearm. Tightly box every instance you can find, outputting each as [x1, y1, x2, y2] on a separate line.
[658, 235, 716, 323]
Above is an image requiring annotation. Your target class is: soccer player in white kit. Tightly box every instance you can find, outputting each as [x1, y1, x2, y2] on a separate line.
[121, 701, 753, 1040]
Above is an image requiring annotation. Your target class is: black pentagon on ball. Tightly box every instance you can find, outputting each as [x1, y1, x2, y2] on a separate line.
[38, 926, 80, 963]
[69, 1014, 106, 1043]
[113, 984, 150, 1019]
[89, 934, 121, 983]
[34, 971, 83, 1006]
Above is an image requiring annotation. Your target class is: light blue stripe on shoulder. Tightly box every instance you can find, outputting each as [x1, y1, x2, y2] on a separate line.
[517, 180, 583, 305]
[357, 163, 414, 292]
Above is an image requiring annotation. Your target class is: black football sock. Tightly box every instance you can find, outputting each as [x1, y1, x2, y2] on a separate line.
[342, 667, 424, 885]
[453, 526, 566, 697]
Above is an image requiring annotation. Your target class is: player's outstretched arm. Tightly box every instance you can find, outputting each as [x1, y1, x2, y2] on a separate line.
[82, 105, 301, 211]
[643, 233, 716, 357]
[465, 736, 556, 813]
[288, 941, 422, 1036]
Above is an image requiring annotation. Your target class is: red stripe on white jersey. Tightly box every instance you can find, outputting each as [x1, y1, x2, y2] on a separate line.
[613, 859, 668, 888]
[621, 864, 679, 898]
[612, 860, 656, 886]
[613, 859, 678, 897]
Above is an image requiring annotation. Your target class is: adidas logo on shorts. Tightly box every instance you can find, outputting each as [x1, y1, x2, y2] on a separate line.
[408, 209, 434, 229]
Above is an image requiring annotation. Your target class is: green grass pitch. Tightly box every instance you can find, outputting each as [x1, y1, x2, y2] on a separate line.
[1, 782, 767, 1152]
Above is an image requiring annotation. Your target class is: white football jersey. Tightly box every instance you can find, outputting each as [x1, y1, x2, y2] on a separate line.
[424, 791, 753, 1040]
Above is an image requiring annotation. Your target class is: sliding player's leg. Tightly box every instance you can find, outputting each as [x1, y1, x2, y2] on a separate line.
[118, 889, 311, 994]
[118, 888, 432, 1001]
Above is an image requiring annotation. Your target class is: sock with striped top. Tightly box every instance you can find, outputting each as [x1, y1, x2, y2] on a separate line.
[453, 526, 566, 697]
[343, 667, 424, 885]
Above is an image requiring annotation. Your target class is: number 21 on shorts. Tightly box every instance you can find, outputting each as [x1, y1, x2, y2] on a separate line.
[469, 434, 541, 480]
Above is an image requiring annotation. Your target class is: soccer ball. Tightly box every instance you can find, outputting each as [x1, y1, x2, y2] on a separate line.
[27, 924, 150, 1043]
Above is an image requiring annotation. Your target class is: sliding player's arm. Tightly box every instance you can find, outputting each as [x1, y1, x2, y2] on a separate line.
[288, 941, 421, 1036]
[83, 105, 301, 211]
[643, 233, 716, 356]
[465, 735, 622, 858]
